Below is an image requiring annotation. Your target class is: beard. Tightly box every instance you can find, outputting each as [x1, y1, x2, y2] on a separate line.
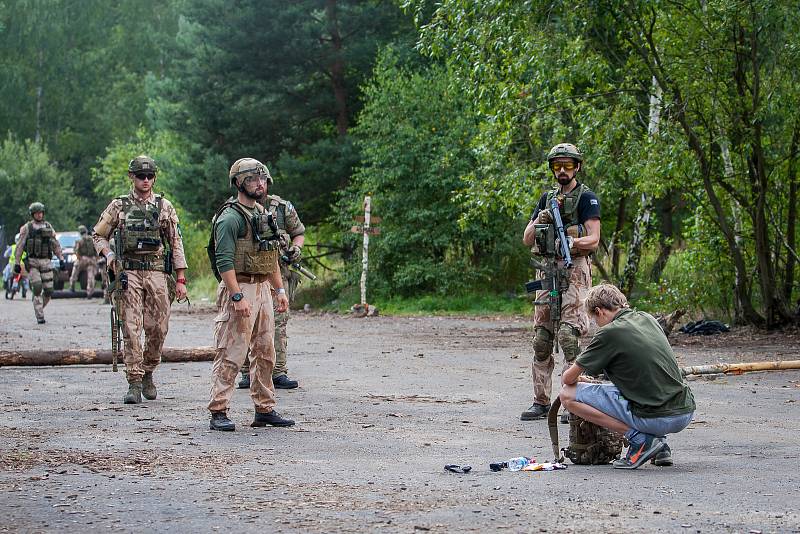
[239, 183, 265, 200]
[556, 174, 573, 185]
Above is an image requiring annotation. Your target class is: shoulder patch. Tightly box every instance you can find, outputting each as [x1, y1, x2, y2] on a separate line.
[590, 199, 599, 205]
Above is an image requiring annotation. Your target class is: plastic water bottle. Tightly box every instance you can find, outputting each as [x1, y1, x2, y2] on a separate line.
[507, 457, 531, 471]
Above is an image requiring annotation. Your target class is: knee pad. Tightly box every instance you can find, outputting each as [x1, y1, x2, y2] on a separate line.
[533, 327, 554, 361]
[32, 282, 43, 296]
[43, 287, 54, 297]
[558, 323, 581, 361]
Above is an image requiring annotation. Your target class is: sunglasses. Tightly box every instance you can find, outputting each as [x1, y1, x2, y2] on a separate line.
[550, 161, 577, 172]
[243, 175, 268, 185]
[134, 173, 156, 181]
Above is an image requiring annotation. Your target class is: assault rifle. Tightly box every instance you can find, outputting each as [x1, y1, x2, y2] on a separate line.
[525, 197, 574, 351]
[280, 254, 317, 280]
[108, 229, 126, 372]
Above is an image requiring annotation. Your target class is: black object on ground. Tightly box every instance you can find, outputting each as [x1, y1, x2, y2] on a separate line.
[679, 320, 730, 335]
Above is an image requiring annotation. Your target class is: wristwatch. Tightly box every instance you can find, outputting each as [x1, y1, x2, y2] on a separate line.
[275, 288, 286, 295]
[231, 292, 244, 302]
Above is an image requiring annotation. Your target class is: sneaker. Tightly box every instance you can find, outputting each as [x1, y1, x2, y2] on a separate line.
[237, 372, 250, 389]
[273, 374, 299, 389]
[251, 410, 295, 427]
[210, 411, 235, 431]
[651, 443, 673, 466]
[520, 403, 550, 421]
[613, 435, 665, 469]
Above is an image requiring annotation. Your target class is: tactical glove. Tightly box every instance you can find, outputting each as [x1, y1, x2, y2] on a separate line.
[286, 245, 302, 263]
[13, 264, 21, 274]
[538, 209, 554, 224]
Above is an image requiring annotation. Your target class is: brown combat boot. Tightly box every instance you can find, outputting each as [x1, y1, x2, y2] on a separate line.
[142, 372, 157, 400]
[123, 382, 143, 404]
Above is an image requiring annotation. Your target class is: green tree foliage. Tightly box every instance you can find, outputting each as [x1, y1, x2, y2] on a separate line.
[341, 49, 528, 296]
[0, 135, 84, 233]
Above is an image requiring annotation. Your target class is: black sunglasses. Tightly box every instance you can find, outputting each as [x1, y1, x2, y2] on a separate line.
[134, 173, 156, 181]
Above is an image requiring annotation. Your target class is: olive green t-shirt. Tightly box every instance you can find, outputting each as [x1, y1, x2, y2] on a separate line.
[213, 202, 255, 275]
[576, 308, 696, 418]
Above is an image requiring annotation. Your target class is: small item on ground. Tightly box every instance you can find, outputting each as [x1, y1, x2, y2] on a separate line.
[444, 464, 472, 474]
[490, 456, 533, 472]
[521, 462, 567, 471]
[679, 319, 730, 335]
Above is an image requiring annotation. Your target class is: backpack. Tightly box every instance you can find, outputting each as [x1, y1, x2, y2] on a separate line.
[547, 396, 625, 465]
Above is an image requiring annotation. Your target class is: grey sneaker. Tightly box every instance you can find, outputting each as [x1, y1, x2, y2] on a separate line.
[651, 443, 673, 466]
[520, 403, 550, 421]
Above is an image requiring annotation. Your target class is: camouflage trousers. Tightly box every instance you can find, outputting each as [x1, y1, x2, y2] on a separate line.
[209, 280, 277, 413]
[27, 257, 54, 321]
[117, 270, 171, 382]
[531, 256, 592, 405]
[241, 272, 298, 377]
[69, 256, 98, 294]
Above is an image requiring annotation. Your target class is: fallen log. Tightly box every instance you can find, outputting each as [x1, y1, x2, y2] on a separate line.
[681, 360, 800, 376]
[0, 347, 216, 367]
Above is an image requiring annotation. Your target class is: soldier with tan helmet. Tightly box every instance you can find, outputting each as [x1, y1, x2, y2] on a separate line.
[69, 225, 99, 298]
[13, 202, 66, 324]
[207, 157, 293, 431]
[92, 155, 188, 404]
[521, 143, 601, 421]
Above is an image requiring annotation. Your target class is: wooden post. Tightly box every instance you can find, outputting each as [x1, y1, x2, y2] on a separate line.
[360, 195, 371, 306]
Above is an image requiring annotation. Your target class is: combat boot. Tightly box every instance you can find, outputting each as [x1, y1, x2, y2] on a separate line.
[210, 411, 235, 431]
[142, 372, 157, 400]
[251, 410, 295, 427]
[123, 382, 143, 404]
[273, 374, 299, 389]
[520, 403, 550, 421]
[237, 371, 250, 389]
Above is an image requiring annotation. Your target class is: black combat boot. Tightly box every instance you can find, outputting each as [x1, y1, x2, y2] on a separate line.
[251, 410, 295, 427]
[237, 371, 250, 389]
[142, 372, 157, 400]
[273, 374, 299, 389]
[520, 403, 550, 421]
[210, 411, 235, 431]
[123, 382, 143, 404]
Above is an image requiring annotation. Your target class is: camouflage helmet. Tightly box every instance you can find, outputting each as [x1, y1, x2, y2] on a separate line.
[78, 225, 88, 234]
[547, 143, 583, 163]
[128, 155, 158, 174]
[28, 202, 45, 215]
[228, 157, 273, 187]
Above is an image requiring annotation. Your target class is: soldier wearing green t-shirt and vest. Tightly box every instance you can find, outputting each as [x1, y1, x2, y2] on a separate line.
[70, 225, 99, 297]
[13, 202, 66, 324]
[560, 283, 696, 469]
[521, 143, 601, 421]
[93, 156, 188, 404]
[207, 157, 294, 432]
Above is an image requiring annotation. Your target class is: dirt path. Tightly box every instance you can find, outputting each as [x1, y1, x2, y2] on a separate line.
[1, 297, 799, 533]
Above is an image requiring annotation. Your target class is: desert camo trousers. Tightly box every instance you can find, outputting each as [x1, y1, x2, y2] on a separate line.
[116, 269, 171, 382]
[241, 273, 297, 377]
[209, 280, 277, 413]
[531, 255, 592, 405]
[27, 257, 54, 321]
[69, 256, 98, 293]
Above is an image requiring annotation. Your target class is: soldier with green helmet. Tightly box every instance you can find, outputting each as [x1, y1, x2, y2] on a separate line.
[69, 224, 99, 298]
[521, 143, 601, 421]
[92, 155, 188, 404]
[207, 157, 293, 431]
[13, 202, 66, 324]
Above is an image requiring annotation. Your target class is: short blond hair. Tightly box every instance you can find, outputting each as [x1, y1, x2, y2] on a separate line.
[585, 283, 629, 314]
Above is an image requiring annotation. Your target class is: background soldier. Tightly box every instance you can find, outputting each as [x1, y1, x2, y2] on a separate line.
[69, 225, 99, 298]
[521, 143, 601, 421]
[13, 202, 65, 324]
[92, 155, 187, 404]
[208, 157, 293, 431]
[238, 179, 306, 390]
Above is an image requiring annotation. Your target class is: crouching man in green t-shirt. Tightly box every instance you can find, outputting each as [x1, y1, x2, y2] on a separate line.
[559, 283, 695, 469]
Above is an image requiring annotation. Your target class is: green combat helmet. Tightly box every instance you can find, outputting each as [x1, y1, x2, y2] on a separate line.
[29, 202, 45, 215]
[78, 225, 88, 234]
[128, 155, 158, 174]
[547, 143, 583, 163]
[228, 157, 273, 187]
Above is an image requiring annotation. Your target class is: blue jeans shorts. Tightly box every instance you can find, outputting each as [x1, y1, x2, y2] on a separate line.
[575, 383, 694, 438]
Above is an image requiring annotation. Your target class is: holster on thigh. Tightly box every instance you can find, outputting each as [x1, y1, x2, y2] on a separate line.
[533, 326, 554, 361]
[558, 322, 581, 362]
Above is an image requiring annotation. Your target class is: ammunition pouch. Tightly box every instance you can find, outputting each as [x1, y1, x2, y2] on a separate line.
[242, 248, 279, 275]
[534, 224, 556, 256]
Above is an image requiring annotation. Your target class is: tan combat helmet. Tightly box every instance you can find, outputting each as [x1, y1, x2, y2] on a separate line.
[129, 155, 158, 174]
[228, 157, 273, 188]
[547, 143, 583, 163]
[78, 225, 88, 234]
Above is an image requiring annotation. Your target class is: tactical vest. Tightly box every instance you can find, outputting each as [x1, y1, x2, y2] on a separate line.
[24, 222, 56, 259]
[225, 202, 280, 276]
[117, 195, 167, 270]
[534, 183, 590, 258]
[76, 235, 97, 257]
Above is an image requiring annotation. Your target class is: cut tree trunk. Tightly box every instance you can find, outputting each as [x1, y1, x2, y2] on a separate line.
[0, 347, 215, 367]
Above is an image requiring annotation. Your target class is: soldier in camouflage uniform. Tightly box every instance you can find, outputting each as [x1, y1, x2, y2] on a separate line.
[13, 202, 65, 324]
[208, 158, 293, 431]
[237, 181, 306, 390]
[521, 143, 601, 421]
[92, 156, 188, 404]
[69, 225, 99, 298]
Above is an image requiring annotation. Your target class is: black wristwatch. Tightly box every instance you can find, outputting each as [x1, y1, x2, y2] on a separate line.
[231, 292, 244, 302]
